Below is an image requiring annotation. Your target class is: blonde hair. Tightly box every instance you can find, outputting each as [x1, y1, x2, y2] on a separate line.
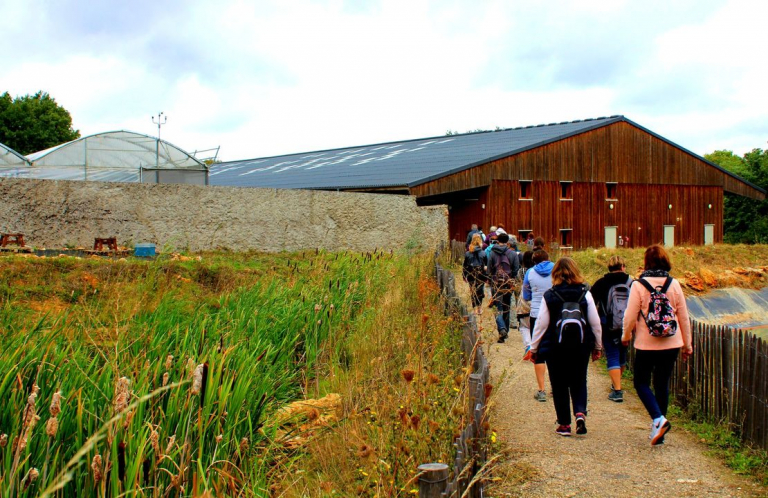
[468, 233, 484, 252]
[607, 255, 626, 272]
[551, 257, 585, 286]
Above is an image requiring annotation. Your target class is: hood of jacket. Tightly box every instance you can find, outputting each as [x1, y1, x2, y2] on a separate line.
[533, 261, 554, 276]
[490, 244, 510, 255]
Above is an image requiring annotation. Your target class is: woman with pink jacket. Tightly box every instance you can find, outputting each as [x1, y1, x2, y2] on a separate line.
[622, 245, 693, 445]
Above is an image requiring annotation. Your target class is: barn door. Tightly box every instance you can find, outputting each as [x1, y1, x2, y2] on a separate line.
[664, 225, 675, 247]
[704, 224, 714, 245]
[604, 227, 617, 249]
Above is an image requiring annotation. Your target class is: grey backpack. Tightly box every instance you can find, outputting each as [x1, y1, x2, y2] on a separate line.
[605, 277, 634, 331]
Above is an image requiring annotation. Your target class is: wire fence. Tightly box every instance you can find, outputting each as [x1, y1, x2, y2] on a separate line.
[670, 320, 768, 451]
[418, 261, 489, 497]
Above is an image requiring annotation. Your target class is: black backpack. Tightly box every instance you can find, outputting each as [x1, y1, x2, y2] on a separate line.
[492, 250, 515, 294]
[468, 251, 484, 268]
[605, 276, 633, 331]
[552, 288, 588, 346]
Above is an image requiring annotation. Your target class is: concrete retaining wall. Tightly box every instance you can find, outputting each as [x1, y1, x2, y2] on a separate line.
[0, 178, 448, 253]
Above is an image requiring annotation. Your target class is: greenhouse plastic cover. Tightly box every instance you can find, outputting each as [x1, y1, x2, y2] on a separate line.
[0, 142, 30, 177]
[3, 131, 206, 183]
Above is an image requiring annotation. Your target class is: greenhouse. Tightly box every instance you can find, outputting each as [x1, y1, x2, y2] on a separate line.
[22, 131, 208, 185]
[0, 142, 30, 177]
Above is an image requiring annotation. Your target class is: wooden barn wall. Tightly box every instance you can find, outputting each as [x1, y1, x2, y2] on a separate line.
[486, 180, 722, 249]
[410, 121, 761, 200]
[446, 188, 490, 242]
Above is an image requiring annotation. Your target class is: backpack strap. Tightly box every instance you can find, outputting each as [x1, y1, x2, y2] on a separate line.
[660, 276, 673, 293]
[638, 278, 655, 293]
[626, 276, 634, 287]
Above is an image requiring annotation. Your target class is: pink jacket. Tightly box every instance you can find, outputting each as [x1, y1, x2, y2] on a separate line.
[622, 276, 692, 351]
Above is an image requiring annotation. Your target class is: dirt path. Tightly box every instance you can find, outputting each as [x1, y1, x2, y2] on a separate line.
[455, 278, 764, 497]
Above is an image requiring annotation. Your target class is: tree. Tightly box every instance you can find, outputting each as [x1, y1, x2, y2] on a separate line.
[706, 148, 768, 243]
[0, 91, 80, 155]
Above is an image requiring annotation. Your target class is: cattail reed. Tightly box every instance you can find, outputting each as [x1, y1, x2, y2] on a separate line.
[150, 428, 161, 456]
[162, 372, 170, 387]
[45, 417, 59, 438]
[239, 437, 249, 453]
[49, 390, 62, 417]
[0, 434, 7, 447]
[191, 364, 204, 395]
[215, 434, 223, 444]
[92, 454, 103, 483]
[165, 354, 174, 370]
[114, 377, 131, 413]
[22, 467, 39, 490]
[186, 358, 196, 379]
[165, 435, 176, 455]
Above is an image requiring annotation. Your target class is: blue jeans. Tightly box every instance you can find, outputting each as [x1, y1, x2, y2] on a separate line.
[633, 348, 679, 420]
[603, 331, 627, 371]
[494, 292, 512, 336]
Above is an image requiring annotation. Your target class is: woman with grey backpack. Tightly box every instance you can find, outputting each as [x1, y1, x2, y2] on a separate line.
[623, 245, 692, 445]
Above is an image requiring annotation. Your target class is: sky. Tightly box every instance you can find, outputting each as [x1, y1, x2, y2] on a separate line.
[1, 0, 766, 162]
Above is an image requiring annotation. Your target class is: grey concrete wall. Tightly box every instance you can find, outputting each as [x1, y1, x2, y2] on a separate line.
[0, 178, 448, 252]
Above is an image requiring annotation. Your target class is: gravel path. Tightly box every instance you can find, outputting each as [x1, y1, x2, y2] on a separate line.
[457, 279, 764, 497]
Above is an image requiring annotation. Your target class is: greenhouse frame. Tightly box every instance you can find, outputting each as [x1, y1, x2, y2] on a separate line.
[10, 131, 208, 185]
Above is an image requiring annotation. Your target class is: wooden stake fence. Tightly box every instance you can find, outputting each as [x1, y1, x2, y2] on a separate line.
[419, 261, 490, 497]
[670, 320, 768, 450]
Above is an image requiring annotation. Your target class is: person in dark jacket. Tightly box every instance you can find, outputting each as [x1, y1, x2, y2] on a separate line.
[488, 232, 520, 343]
[465, 224, 479, 249]
[591, 255, 633, 402]
[463, 233, 488, 315]
[530, 257, 603, 436]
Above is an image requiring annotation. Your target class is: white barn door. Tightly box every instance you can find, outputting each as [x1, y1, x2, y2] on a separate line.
[664, 225, 675, 247]
[605, 227, 617, 248]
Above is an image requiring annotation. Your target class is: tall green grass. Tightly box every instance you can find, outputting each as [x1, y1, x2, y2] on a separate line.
[0, 250, 401, 496]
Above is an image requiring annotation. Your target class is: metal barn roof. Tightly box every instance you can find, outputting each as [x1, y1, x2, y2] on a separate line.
[208, 116, 626, 190]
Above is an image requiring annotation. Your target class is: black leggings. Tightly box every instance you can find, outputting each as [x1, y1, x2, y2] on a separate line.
[467, 275, 485, 307]
[545, 346, 591, 425]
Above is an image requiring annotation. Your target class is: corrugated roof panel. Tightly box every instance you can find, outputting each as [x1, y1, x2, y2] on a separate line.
[209, 117, 623, 190]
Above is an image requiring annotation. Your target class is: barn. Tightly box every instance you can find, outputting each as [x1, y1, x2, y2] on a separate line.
[209, 115, 765, 249]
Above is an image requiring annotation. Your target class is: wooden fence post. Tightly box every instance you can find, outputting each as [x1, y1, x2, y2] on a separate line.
[418, 463, 449, 497]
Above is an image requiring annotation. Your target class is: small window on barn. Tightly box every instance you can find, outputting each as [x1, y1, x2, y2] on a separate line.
[520, 181, 532, 200]
[606, 182, 618, 200]
[560, 229, 572, 248]
[560, 181, 573, 200]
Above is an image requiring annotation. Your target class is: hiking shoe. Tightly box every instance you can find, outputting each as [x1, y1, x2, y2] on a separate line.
[575, 413, 587, 435]
[608, 389, 624, 403]
[650, 416, 671, 446]
[555, 424, 571, 436]
[535, 390, 547, 402]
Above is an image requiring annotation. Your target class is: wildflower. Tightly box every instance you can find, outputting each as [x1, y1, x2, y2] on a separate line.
[0, 434, 7, 447]
[357, 443, 373, 458]
[49, 390, 63, 417]
[239, 437, 249, 453]
[46, 417, 59, 438]
[410, 414, 421, 431]
[191, 364, 204, 395]
[401, 369, 415, 383]
[314, 304, 321, 312]
[215, 434, 223, 444]
[491, 431, 498, 443]
[165, 355, 174, 370]
[426, 373, 440, 385]
[92, 454, 103, 483]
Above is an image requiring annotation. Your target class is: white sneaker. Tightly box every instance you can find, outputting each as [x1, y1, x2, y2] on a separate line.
[650, 416, 671, 446]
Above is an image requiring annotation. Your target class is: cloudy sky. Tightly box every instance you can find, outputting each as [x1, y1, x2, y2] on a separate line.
[2, 0, 766, 161]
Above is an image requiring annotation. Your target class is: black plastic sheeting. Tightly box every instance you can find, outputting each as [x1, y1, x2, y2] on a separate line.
[686, 287, 768, 336]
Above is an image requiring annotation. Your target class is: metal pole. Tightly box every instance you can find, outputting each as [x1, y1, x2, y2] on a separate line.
[151, 111, 167, 170]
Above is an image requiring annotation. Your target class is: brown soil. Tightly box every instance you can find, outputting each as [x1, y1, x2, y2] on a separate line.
[456, 278, 765, 498]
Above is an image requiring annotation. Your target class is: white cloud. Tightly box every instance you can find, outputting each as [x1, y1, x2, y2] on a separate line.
[0, 0, 766, 160]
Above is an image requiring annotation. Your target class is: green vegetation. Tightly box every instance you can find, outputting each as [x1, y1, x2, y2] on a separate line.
[0, 91, 80, 155]
[668, 404, 768, 485]
[706, 149, 768, 244]
[0, 250, 464, 496]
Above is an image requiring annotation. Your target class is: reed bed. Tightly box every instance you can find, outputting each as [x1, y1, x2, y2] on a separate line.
[0, 249, 442, 496]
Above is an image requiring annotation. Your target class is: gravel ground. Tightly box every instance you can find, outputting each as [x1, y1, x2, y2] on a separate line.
[457, 280, 765, 498]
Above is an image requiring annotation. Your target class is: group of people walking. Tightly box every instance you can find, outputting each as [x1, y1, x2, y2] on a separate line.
[462, 225, 692, 444]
